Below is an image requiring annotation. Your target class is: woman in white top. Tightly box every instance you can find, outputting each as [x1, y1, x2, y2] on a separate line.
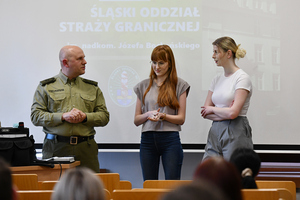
[201, 36, 253, 161]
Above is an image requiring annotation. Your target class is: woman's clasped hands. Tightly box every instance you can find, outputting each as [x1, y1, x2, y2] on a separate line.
[147, 108, 164, 122]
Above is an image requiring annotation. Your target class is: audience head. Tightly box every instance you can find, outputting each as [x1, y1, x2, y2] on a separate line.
[230, 147, 261, 189]
[0, 158, 17, 200]
[193, 156, 243, 200]
[161, 180, 228, 200]
[51, 167, 105, 200]
[212, 36, 246, 60]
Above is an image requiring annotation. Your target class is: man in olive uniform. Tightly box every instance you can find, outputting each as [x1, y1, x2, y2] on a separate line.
[31, 45, 109, 172]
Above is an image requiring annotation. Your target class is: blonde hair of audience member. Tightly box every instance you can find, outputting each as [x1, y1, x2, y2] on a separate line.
[193, 157, 243, 200]
[52, 167, 105, 200]
[161, 180, 228, 200]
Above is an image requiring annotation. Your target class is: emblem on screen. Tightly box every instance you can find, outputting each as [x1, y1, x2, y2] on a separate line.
[108, 66, 140, 107]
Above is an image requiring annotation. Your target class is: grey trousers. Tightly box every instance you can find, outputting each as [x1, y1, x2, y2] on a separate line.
[202, 116, 253, 161]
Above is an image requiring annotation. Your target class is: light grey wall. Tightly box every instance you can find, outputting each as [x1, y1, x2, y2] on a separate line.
[98, 152, 203, 188]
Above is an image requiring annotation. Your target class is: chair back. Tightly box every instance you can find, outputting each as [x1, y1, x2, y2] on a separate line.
[143, 180, 192, 189]
[94, 173, 121, 194]
[39, 181, 58, 190]
[112, 189, 170, 200]
[242, 189, 280, 200]
[256, 180, 296, 200]
[104, 188, 111, 200]
[276, 188, 293, 200]
[17, 190, 53, 200]
[12, 174, 39, 190]
[119, 180, 132, 189]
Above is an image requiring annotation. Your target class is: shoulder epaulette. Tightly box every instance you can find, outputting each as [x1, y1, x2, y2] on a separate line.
[82, 78, 98, 86]
[40, 77, 56, 86]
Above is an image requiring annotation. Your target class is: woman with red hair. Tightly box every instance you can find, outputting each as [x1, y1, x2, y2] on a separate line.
[134, 44, 190, 180]
[193, 156, 243, 200]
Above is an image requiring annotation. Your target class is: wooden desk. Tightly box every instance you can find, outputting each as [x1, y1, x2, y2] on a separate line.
[11, 161, 80, 181]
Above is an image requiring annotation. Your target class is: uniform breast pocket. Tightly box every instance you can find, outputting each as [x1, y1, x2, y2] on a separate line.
[80, 93, 96, 112]
[49, 93, 66, 112]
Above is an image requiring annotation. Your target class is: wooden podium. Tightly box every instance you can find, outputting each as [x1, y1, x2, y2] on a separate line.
[10, 161, 80, 181]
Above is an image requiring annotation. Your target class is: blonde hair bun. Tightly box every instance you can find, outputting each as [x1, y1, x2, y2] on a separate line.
[236, 44, 246, 59]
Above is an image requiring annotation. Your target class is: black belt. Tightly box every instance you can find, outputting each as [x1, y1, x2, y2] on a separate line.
[47, 134, 94, 145]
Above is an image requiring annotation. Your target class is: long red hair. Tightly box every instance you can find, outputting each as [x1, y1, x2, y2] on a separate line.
[143, 45, 179, 110]
[193, 157, 243, 200]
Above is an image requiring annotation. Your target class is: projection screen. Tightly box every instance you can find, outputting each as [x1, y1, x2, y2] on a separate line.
[0, 0, 299, 147]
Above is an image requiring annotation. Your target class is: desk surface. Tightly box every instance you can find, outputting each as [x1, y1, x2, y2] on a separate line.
[11, 161, 80, 172]
[11, 161, 80, 181]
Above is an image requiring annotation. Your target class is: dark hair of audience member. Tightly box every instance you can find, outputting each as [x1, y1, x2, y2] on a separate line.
[0, 158, 17, 200]
[230, 147, 261, 189]
[193, 156, 243, 200]
[161, 180, 229, 200]
[51, 167, 105, 200]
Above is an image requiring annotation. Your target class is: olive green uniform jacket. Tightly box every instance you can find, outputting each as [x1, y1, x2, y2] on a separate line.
[31, 71, 109, 172]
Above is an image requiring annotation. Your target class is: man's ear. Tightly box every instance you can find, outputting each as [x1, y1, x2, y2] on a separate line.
[62, 59, 69, 68]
